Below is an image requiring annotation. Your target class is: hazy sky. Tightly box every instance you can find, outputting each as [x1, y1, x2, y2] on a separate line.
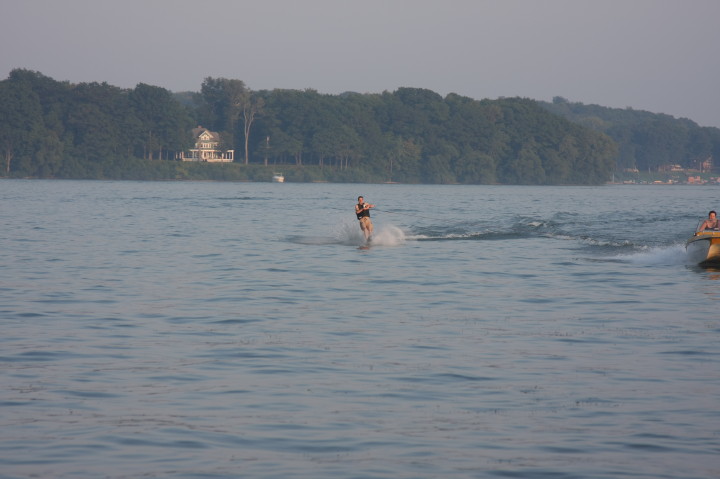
[3, 0, 720, 127]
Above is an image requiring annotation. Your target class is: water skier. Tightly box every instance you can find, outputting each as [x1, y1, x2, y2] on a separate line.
[355, 196, 375, 242]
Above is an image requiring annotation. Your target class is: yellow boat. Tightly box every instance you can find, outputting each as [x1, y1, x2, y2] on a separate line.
[686, 226, 720, 265]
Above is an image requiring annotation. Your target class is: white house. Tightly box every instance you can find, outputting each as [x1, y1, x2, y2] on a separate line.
[177, 126, 234, 162]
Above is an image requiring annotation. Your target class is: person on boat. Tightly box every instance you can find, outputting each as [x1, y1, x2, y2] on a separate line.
[697, 210, 719, 232]
[355, 196, 375, 241]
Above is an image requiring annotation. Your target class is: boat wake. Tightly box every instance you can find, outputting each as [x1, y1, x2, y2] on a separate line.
[406, 218, 561, 242]
[289, 216, 693, 265]
[601, 244, 690, 265]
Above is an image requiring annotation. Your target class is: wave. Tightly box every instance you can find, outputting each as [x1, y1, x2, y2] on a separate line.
[408, 231, 525, 241]
[404, 216, 685, 250]
[406, 217, 562, 242]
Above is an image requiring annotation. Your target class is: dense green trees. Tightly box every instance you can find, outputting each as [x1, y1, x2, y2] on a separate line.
[250, 87, 618, 184]
[2, 69, 716, 184]
[130, 83, 192, 160]
[543, 96, 720, 173]
[0, 69, 194, 179]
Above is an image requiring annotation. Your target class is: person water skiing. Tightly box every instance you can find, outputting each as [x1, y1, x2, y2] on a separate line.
[355, 196, 375, 242]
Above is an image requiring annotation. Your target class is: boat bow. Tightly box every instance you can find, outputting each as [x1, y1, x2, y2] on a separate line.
[686, 228, 720, 265]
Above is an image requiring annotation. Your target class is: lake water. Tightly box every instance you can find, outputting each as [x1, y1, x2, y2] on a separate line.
[1, 179, 718, 479]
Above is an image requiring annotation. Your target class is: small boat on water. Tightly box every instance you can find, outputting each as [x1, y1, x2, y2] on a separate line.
[686, 221, 720, 265]
[272, 173, 285, 183]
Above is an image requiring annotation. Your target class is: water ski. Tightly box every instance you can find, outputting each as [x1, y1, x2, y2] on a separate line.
[358, 236, 372, 250]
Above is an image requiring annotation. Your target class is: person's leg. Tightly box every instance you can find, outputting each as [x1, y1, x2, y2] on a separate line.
[359, 217, 372, 240]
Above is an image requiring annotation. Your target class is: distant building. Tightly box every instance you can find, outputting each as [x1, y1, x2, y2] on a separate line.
[699, 156, 713, 173]
[177, 126, 234, 162]
[659, 164, 684, 172]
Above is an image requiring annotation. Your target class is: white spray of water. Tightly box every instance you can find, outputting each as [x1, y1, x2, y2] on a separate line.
[330, 220, 406, 246]
[367, 224, 406, 246]
[609, 243, 689, 265]
[329, 221, 363, 245]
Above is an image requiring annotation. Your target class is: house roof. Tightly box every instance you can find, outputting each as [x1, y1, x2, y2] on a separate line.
[192, 126, 221, 141]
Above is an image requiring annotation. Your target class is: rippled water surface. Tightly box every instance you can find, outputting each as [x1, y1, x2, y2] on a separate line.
[1, 180, 719, 478]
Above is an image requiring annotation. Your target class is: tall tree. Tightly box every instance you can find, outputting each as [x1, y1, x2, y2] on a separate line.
[241, 94, 264, 165]
[199, 77, 264, 164]
[130, 83, 192, 160]
[0, 77, 45, 174]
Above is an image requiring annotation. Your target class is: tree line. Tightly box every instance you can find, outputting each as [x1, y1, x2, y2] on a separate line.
[185, 79, 619, 184]
[3, 69, 714, 184]
[542, 97, 720, 173]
